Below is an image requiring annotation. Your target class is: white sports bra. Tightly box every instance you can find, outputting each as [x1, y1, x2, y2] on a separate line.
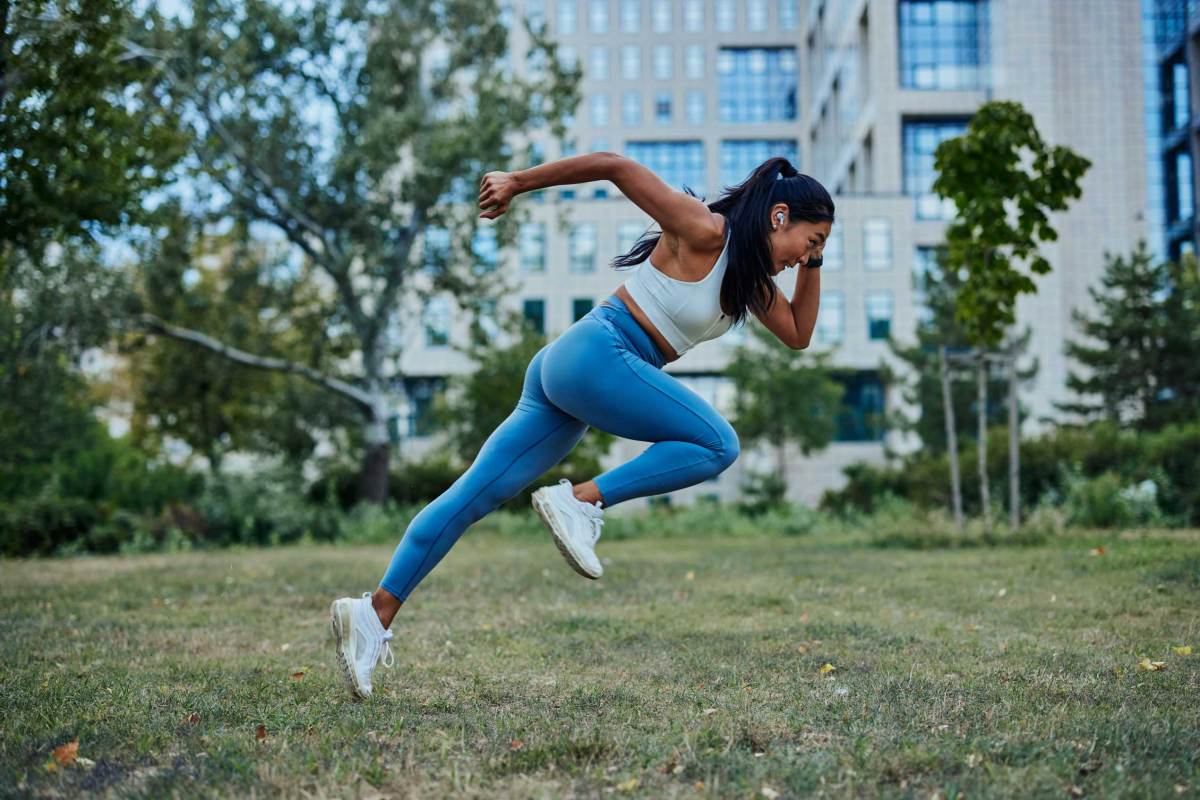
[622, 222, 735, 357]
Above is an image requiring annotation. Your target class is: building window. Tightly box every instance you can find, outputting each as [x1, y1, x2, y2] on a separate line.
[622, 91, 642, 126]
[779, 0, 798, 30]
[865, 290, 893, 340]
[716, 0, 736, 31]
[903, 119, 968, 219]
[523, 298, 546, 334]
[653, 45, 673, 79]
[591, 137, 610, 153]
[422, 226, 451, 274]
[816, 291, 844, 345]
[863, 218, 892, 271]
[589, 46, 610, 80]
[620, 0, 639, 31]
[472, 227, 499, 273]
[717, 47, 798, 123]
[685, 44, 705, 79]
[569, 223, 598, 272]
[519, 222, 546, 273]
[590, 93, 610, 126]
[557, 0, 577, 34]
[834, 370, 886, 442]
[1166, 57, 1192, 132]
[526, 0, 546, 29]
[617, 221, 646, 255]
[620, 44, 641, 80]
[898, 0, 988, 90]
[685, 90, 705, 124]
[684, 0, 704, 31]
[424, 297, 451, 347]
[588, 0, 608, 32]
[651, 0, 671, 32]
[822, 226, 843, 271]
[719, 139, 799, 188]
[655, 91, 672, 124]
[747, 0, 767, 31]
[405, 376, 446, 437]
[1172, 149, 1195, 222]
[572, 297, 595, 321]
[913, 245, 945, 324]
[626, 141, 705, 192]
[557, 44, 578, 72]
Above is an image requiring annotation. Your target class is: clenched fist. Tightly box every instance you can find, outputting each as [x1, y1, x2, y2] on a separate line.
[478, 171, 518, 219]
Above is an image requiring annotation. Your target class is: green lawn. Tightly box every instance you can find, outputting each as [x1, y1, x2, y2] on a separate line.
[2, 524, 1198, 798]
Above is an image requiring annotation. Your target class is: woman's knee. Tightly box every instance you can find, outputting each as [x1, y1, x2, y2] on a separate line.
[708, 420, 740, 473]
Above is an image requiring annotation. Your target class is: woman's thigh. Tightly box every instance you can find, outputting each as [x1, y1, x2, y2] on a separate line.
[539, 318, 735, 452]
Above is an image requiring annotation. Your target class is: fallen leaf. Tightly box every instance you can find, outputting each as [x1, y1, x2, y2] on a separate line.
[1173, 646, 1192, 656]
[51, 739, 78, 768]
[1089, 546, 1106, 556]
[509, 739, 524, 751]
[1068, 785, 1085, 798]
[685, 571, 695, 581]
[1137, 658, 1166, 672]
[616, 777, 639, 792]
[819, 663, 836, 674]
[255, 724, 267, 742]
[186, 712, 201, 725]
[291, 671, 307, 680]
[761, 787, 780, 799]
[702, 708, 717, 716]
[76, 757, 96, 768]
[997, 588, 1007, 597]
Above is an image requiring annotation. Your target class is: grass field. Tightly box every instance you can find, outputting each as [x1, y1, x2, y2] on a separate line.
[2, 523, 1198, 798]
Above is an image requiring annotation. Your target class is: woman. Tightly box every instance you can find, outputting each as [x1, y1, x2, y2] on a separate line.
[331, 153, 834, 699]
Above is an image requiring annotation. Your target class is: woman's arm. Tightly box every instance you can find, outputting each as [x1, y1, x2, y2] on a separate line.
[752, 268, 820, 350]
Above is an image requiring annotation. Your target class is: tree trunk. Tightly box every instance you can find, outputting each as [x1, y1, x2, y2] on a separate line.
[978, 352, 990, 532]
[775, 440, 787, 486]
[1008, 353, 1020, 530]
[357, 394, 392, 505]
[939, 346, 964, 532]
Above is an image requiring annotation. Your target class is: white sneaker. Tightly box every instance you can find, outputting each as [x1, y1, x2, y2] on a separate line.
[532, 478, 605, 579]
[329, 592, 394, 699]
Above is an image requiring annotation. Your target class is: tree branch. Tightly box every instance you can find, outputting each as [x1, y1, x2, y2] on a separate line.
[138, 313, 374, 412]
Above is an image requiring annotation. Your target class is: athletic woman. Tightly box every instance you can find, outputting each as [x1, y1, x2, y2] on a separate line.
[331, 153, 834, 699]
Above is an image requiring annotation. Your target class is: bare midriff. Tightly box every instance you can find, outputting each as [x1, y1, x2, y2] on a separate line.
[610, 284, 680, 364]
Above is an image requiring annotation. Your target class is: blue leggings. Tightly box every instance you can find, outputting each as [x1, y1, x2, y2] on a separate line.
[378, 295, 740, 602]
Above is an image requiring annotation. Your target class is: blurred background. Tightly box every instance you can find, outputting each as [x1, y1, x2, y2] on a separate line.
[2, 0, 1197, 557]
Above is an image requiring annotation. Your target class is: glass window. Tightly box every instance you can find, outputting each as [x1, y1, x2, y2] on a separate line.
[913, 245, 945, 324]
[405, 376, 445, 437]
[424, 297, 451, 347]
[816, 291, 844, 345]
[622, 91, 642, 125]
[472, 227, 499, 273]
[1177, 150, 1195, 220]
[651, 0, 671, 32]
[620, 45, 641, 80]
[779, 0, 798, 30]
[653, 45, 673, 79]
[422, 226, 451, 274]
[569, 223, 598, 272]
[685, 44, 705, 79]
[589, 46, 609, 79]
[863, 218, 892, 271]
[1170, 59, 1190, 131]
[719, 140, 799, 188]
[685, 90, 705, 124]
[519, 222, 547, 273]
[865, 290, 893, 340]
[620, 0, 639, 31]
[717, 47, 797, 123]
[557, 0, 577, 33]
[821, 225, 843, 271]
[523, 298, 546, 334]
[898, 0, 988, 90]
[526, 0, 546, 29]
[903, 119, 968, 219]
[835, 371, 886, 442]
[558, 44, 578, 71]
[572, 297, 595, 321]
[590, 93, 610, 126]
[684, 0, 704, 31]
[747, 0, 767, 30]
[588, 0, 608, 32]
[655, 91, 672, 124]
[626, 141, 705, 191]
[716, 0, 736, 31]
[617, 221, 646, 254]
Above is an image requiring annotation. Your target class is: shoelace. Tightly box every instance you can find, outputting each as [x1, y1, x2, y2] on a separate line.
[360, 593, 395, 669]
[558, 479, 605, 546]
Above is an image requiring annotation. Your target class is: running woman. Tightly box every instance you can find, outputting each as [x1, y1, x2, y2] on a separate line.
[331, 153, 833, 699]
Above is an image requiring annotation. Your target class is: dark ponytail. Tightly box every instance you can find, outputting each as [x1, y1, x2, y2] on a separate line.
[610, 157, 835, 327]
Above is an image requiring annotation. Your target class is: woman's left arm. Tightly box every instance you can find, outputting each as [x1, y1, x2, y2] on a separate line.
[752, 268, 820, 350]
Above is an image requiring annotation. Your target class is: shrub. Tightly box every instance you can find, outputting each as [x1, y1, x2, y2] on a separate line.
[0, 495, 101, 557]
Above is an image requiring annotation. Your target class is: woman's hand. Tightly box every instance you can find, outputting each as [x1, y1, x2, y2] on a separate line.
[478, 171, 519, 219]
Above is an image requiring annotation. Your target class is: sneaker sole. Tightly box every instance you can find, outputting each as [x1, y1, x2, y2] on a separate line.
[532, 488, 602, 580]
[329, 600, 369, 700]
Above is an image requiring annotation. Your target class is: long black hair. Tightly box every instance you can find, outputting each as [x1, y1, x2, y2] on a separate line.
[611, 157, 835, 327]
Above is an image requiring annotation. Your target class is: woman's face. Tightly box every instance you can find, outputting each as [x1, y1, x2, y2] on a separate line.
[767, 204, 832, 276]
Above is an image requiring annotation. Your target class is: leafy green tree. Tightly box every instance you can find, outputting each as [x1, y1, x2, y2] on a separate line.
[932, 100, 1090, 527]
[1060, 246, 1200, 430]
[125, 0, 579, 503]
[725, 323, 843, 488]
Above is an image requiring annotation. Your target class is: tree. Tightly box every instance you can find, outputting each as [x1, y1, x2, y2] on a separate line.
[725, 322, 844, 492]
[932, 100, 1090, 530]
[125, 0, 579, 502]
[1061, 246, 1200, 430]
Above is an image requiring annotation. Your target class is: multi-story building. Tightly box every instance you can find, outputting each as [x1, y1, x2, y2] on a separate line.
[401, 0, 1149, 508]
[1143, 0, 1199, 261]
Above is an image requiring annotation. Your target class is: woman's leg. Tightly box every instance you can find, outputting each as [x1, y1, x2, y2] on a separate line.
[540, 319, 740, 508]
[376, 345, 588, 614]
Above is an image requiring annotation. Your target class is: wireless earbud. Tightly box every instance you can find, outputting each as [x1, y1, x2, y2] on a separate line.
[776, 213, 784, 225]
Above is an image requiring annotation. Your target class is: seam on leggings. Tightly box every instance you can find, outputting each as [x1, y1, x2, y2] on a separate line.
[392, 416, 578, 600]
